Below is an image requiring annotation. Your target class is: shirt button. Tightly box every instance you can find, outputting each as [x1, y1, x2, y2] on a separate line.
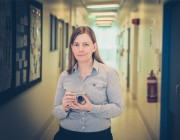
[82, 126, 85, 130]
[82, 117, 84, 120]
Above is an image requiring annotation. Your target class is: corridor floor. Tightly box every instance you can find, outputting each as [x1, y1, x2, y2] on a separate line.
[111, 87, 151, 140]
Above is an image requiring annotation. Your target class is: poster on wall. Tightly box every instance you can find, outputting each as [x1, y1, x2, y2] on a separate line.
[0, 1, 13, 94]
[29, 2, 42, 82]
[0, 0, 43, 106]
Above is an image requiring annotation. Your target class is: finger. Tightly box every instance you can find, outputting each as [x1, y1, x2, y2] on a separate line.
[65, 92, 75, 96]
[64, 95, 76, 100]
[70, 103, 79, 109]
[64, 98, 76, 102]
[82, 95, 90, 102]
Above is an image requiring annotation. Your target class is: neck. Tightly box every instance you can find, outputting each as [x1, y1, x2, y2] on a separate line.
[78, 59, 94, 78]
[78, 59, 94, 71]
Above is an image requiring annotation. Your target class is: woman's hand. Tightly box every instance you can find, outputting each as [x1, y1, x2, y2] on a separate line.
[70, 94, 93, 111]
[62, 92, 76, 112]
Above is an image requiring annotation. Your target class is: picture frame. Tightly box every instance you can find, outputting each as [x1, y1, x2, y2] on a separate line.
[50, 14, 55, 51]
[55, 18, 65, 71]
[15, 0, 29, 88]
[0, 0, 13, 101]
[0, 0, 43, 106]
[29, 1, 42, 83]
[65, 23, 69, 48]
[50, 14, 58, 51]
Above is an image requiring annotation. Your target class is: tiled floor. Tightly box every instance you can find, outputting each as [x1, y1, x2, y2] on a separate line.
[111, 88, 151, 140]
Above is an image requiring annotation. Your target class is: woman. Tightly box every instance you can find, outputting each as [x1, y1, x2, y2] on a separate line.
[53, 26, 124, 140]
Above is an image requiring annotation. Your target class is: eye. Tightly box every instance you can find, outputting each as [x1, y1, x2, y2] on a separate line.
[84, 43, 89, 47]
[73, 43, 79, 47]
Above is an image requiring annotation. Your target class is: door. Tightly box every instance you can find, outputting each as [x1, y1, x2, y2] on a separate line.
[127, 28, 131, 91]
[168, 2, 180, 140]
[160, 1, 180, 140]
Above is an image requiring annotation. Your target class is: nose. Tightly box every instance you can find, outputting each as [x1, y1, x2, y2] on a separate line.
[79, 44, 84, 51]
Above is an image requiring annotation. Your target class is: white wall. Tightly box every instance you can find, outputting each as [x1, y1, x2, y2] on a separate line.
[136, 3, 162, 140]
[118, 2, 163, 140]
[0, 0, 88, 140]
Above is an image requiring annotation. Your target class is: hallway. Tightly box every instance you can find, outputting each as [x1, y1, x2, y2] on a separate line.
[1, 0, 180, 140]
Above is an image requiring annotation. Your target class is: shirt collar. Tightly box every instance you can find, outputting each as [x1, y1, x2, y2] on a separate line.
[72, 59, 99, 73]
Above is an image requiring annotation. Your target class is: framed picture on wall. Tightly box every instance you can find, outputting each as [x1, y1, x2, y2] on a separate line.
[0, 0, 43, 106]
[15, 0, 29, 87]
[29, 1, 42, 83]
[0, 0, 13, 98]
[50, 14, 58, 51]
[65, 23, 69, 48]
[50, 14, 55, 51]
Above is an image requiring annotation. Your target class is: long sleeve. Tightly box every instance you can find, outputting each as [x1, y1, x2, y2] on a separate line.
[89, 69, 124, 119]
[52, 71, 69, 120]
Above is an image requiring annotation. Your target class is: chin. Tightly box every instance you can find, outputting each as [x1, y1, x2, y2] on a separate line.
[77, 59, 88, 63]
[75, 55, 92, 63]
[76, 58, 91, 63]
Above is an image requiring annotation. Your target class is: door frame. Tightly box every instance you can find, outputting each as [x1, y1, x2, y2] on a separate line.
[127, 28, 131, 90]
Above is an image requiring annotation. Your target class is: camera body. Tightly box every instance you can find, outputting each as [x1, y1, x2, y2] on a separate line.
[76, 93, 86, 105]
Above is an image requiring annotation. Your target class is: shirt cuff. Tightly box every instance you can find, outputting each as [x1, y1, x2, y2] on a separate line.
[56, 105, 69, 118]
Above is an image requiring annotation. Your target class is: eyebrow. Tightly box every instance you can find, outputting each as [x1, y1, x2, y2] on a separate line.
[73, 42, 91, 44]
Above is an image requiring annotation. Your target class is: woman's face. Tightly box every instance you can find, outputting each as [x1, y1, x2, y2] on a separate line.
[71, 33, 97, 63]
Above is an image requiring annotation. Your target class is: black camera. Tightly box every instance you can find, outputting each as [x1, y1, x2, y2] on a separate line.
[76, 93, 86, 105]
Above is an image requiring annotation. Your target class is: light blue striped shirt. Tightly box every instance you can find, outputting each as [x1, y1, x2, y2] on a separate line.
[53, 59, 124, 132]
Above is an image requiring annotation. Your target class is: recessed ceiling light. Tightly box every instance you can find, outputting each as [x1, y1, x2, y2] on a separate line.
[95, 21, 113, 25]
[96, 17, 114, 21]
[90, 12, 117, 16]
[87, 4, 119, 9]
[96, 23, 112, 27]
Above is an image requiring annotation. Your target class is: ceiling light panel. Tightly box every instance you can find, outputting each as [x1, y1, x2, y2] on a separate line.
[96, 23, 112, 27]
[96, 20, 112, 23]
[90, 12, 117, 16]
[96, 17, 115, 21]
[87, 4, 119, 9]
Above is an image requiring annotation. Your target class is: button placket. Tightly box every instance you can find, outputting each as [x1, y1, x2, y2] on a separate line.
[81, 112, 86, 131]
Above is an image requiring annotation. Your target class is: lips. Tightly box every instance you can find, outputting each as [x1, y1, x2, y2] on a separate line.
[77, 54, 86, 56]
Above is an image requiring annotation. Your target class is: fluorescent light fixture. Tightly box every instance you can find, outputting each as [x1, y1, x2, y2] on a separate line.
[96, 17, 114, 21]
[96, 23, 112, 27]
[96, 20, 112, 24]
[87, 4, 119, 9]
[91, 12, 117, 16]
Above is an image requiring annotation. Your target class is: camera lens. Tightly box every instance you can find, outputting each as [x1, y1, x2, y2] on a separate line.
[77, 96, 83, 102]
[76, 93, 86, 105]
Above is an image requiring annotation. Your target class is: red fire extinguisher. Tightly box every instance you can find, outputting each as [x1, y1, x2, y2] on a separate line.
[147, 70, 158, 103]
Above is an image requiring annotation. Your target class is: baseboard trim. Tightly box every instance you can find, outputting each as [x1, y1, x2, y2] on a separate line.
[32, 115, 54, 140]
[137, 106, 158, 140]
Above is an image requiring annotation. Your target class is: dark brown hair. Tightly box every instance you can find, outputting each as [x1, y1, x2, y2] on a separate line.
[67, 26, 104, 74]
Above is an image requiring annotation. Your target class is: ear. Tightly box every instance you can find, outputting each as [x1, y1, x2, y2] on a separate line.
[93, 43, 97, 52]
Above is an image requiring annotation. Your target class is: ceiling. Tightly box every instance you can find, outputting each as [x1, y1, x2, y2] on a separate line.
[72, 0, 138, 26]
[71, 0, 161, 26]
[43, 0, 161, 27]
